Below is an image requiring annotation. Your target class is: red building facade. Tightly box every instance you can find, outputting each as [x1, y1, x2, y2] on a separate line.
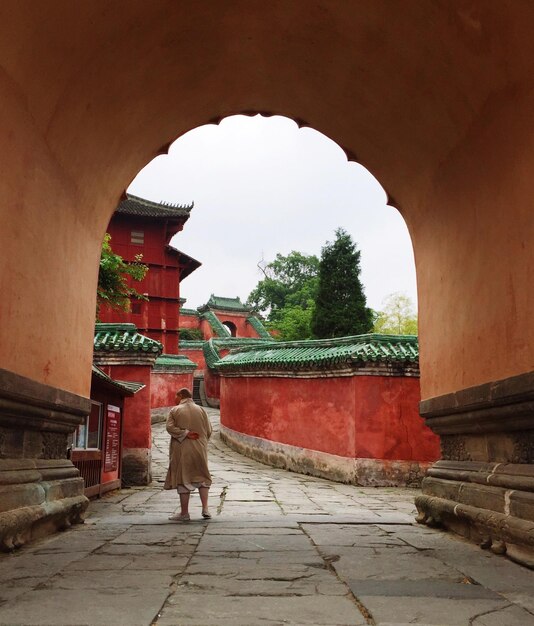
[177, 296, 274, 405]
[93, 323, 163, 485]
[99, 194, 201, 354]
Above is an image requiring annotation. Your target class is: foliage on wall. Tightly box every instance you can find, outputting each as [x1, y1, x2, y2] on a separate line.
[96, 234, 148, 319]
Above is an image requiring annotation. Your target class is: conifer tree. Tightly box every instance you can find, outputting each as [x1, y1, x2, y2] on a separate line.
[311, 228, 373, 338]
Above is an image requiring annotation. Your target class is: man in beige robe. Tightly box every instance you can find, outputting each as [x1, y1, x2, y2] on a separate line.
[164, 388, 213, 521]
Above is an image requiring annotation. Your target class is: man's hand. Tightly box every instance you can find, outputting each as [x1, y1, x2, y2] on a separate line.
[186, 431, 199, 440]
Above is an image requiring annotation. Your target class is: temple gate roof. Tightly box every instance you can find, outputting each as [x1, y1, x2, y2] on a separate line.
[198, 295, 251, 313]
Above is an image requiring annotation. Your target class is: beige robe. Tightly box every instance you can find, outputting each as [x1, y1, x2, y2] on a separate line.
[164, 398, 212, 490]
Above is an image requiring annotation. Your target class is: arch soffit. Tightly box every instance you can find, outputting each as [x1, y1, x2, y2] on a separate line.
[4, 2, 532, 235]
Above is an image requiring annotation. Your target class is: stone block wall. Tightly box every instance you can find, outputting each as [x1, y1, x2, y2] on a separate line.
[0, 369, 89, 551]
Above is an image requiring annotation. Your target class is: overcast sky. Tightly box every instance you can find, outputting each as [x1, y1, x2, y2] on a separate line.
[129, 114, 417, 312]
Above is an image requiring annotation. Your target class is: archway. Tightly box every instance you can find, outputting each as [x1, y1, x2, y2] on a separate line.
[222, 322, 238, 338]
[0, 2, 533, 561]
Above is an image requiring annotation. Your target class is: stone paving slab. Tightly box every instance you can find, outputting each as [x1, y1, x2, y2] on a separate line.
[347, 579, 500, 599]
[0, 588, 171, 626]
[1, 410, 534, 626]
[176, 571, 347, 596]
[40, 569, 177, 590]
[197, 532, 314, 552]
[358, 596, 532, 626]
[157, 594, 367, 626]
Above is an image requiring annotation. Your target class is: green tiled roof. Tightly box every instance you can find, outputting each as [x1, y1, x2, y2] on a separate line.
[154, 354, 197, 371]
[203, 337, 276, 370]
[114, 380, 147, 394]
[91, 365, 145, 395]
[94, 323, 163, 354]
[204, 339, 223, 370]
[246, 315, 272, 339]
[180, 308, 200, 317]
[199, 294, 250, 313]
[213, 334, 419, 373]
[179, 340, 205, 350]
[117, 194, 193, 219]
[200, 310, 231, 337]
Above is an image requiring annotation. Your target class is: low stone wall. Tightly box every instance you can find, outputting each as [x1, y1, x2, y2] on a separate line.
[416, 370, 534, 569]
[0, 368, 89, 551]
[221, 424, 432, 487]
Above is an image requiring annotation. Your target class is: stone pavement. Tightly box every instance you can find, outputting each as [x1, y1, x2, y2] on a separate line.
[1, 409, 533, 626]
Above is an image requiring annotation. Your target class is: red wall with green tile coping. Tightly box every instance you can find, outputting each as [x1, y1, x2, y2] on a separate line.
[220, 375, 440, 462]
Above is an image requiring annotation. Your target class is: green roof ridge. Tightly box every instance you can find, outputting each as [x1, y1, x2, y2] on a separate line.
[203, 337, 275, 370]
[200, 310, 231, 337]
[202, 337, 274, 369]
[213, 333, 419, 373]
[180, 308, 200, 316]
[94, 323, 163, 354]
[203, 339, 223, 369]
[246, 315, 272, 339]
[179, 340, 205, 349]
[155, 353, 197, 371]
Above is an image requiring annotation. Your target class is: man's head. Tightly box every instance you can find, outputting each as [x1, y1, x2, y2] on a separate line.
[175, 388, 192, 403]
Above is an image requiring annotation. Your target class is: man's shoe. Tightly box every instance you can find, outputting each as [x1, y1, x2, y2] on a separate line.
[202, 510, 212, 519]
[168, 513, 190, 522]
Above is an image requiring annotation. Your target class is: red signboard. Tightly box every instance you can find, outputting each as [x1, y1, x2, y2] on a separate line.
[104, 405, 121, 473]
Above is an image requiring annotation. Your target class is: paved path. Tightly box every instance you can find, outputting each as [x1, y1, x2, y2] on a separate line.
[1, 409, 534, 625]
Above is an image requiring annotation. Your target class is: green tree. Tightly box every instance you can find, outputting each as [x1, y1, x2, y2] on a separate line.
[269, 301, 316, 341]
[178, 328, 204, 340]
[311, 228, 373, 338]
[247, 251, 319, 322]
[373, 292, 418, 335]
[96, 234, 148, 318]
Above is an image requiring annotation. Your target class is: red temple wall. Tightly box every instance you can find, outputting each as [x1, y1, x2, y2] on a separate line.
[211, 311, 258, 338]
[98, 364, 152, 450]
[151, 371, 194, 408]
[179, 314, 200, 330]
[204, 368, 221, 401]
[200, 319, 215, 340]
[352, 376, 439, 461]
[178, 349, 206, 371]
[220, 375, 440, 463]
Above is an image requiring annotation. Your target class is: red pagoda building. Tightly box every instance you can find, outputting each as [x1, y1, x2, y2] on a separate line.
[99, 194, 201, 353]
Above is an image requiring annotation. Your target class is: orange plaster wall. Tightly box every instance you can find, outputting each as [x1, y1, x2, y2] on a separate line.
[0, 3, 533, 401]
